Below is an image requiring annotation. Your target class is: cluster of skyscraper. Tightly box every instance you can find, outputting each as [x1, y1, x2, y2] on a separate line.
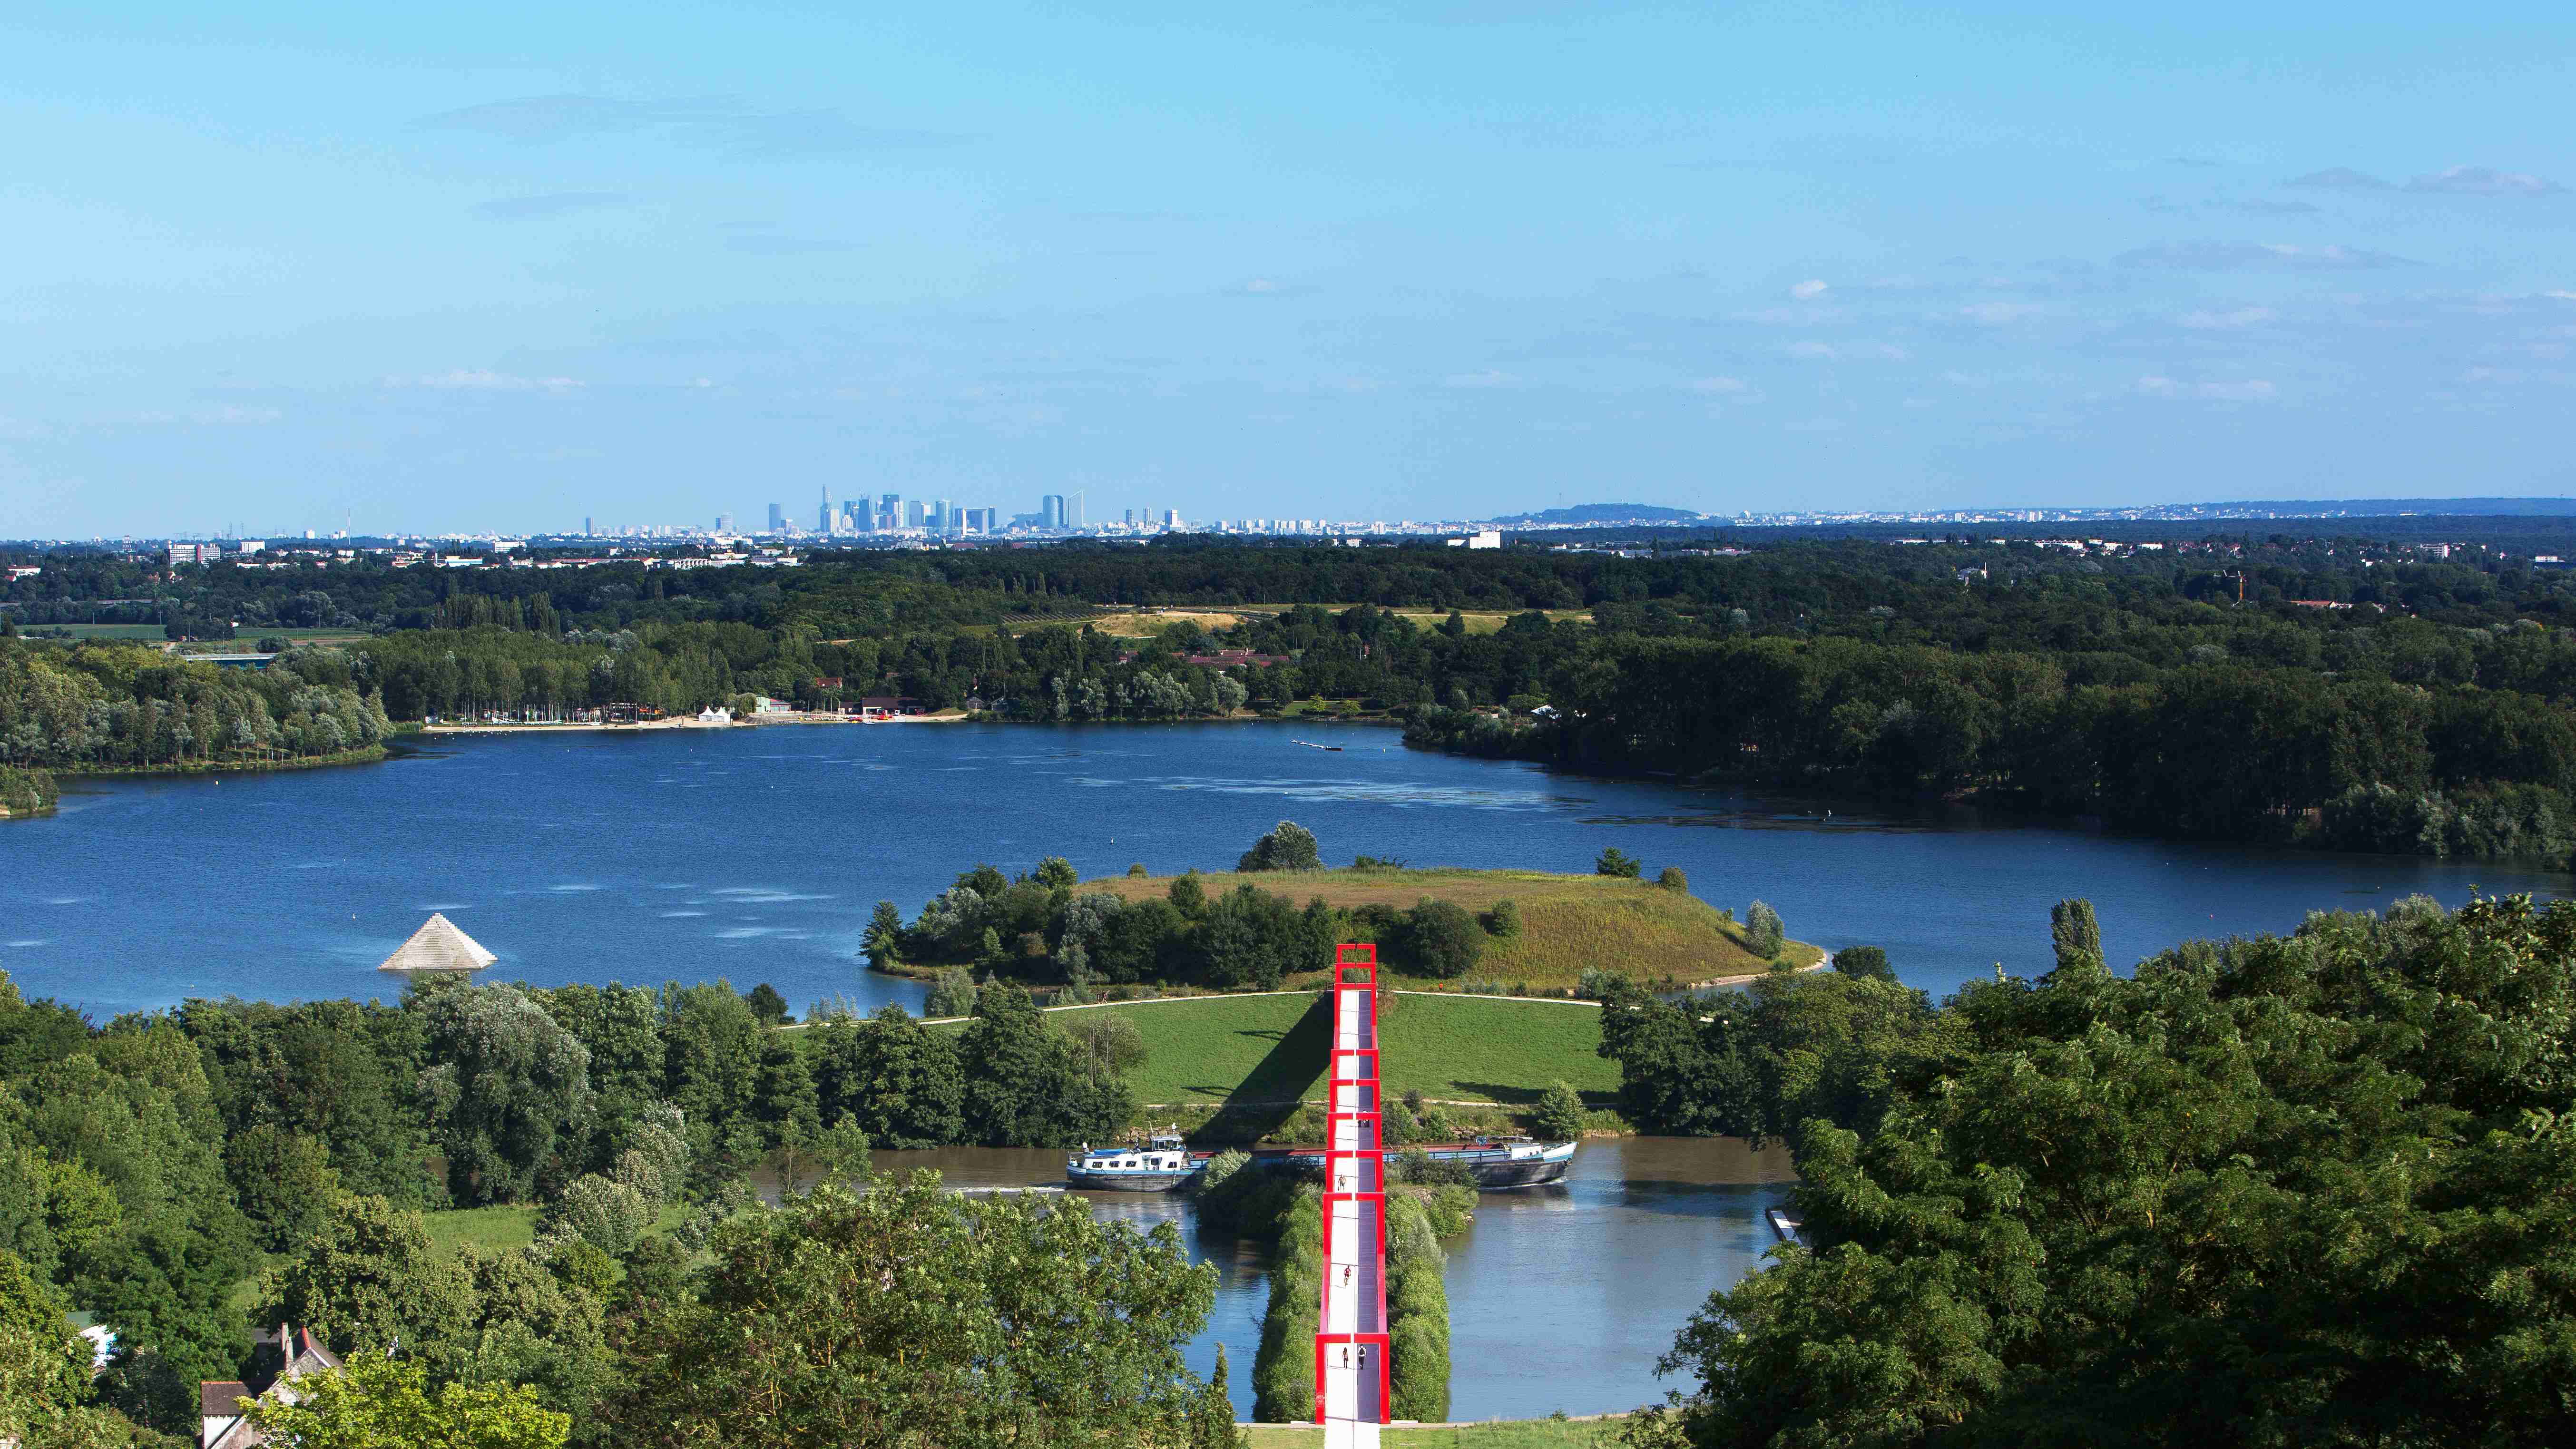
[795, 489, 1000, 537]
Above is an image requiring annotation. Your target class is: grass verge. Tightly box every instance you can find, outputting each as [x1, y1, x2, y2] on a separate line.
[1247, 1417, 1628, 1447]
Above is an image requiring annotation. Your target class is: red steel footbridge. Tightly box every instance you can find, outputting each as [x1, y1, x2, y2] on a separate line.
[1315, 944, 1388, 1446]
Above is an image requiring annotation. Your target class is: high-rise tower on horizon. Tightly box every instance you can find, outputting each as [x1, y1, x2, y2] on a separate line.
[817, 486, 832, 534]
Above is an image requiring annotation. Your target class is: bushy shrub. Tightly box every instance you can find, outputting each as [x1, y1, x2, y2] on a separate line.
[1534, 1080, 1587, 1141]
[546, 1172, 653, 1258]
[1252, 1188, 1323, 1420]
[1596, 847, 1642, 879]
[1834, 945, 1895, 982]
[1404, 898, 1484, 979]
[1061, 1011, 1148, 1077]
[1238, 821, 1323, 872]
[1483, 898, 1522, 938]
[1657, 866, 1689, 892]
[1745, 900, 1786, 958]
[0, 766, 58, 816]
[1384, 1195, 1452, 1422]
[925, 967, 978, 1019]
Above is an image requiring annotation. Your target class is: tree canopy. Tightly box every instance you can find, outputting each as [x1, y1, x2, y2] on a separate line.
[606, 1172, 1220, 1448]
[1646, 895, 2576, 1448]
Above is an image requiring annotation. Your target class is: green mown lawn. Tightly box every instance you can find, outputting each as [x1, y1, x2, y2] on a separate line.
[423, 1204, 541, 1256]
[1248, 1418, 1627, 1447]
[1009, 991, 1616, 1107]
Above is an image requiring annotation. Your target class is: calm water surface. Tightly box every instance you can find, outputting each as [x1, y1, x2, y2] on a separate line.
[4, 720, 2564, 1016]
[869, 1136, 1794, 1421]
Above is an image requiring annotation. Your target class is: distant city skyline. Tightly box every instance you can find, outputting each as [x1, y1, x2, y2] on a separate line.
[3, 4, 2572, 538]
[32, 493, 2576, 550]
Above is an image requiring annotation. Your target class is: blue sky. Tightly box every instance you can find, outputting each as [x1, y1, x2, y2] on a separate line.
[3, 2, 2571, 536]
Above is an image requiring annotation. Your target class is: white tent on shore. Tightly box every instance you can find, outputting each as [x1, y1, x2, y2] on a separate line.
[376, 912, 498, 976]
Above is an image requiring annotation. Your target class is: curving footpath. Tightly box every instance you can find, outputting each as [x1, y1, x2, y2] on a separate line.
[1316, 944, 1388, 1447]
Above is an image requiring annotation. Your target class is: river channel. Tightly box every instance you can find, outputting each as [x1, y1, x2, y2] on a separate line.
[867, 1136, 1794, 1422]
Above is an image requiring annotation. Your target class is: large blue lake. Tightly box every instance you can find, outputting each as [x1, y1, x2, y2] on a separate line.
[5, 719, 2563, 1017]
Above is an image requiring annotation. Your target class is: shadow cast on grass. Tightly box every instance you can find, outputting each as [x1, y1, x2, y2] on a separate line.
[1188, 994, 1331, 1144]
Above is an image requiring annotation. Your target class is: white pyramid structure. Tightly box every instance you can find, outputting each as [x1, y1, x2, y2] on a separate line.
[375, 913, 498, 975]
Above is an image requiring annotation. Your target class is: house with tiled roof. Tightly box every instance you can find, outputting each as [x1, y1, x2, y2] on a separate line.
[201, 1324, 343, 1449]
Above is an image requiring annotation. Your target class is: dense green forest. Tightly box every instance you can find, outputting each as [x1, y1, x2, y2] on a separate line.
[16, 532, 2576, 864]
[0, 966, 1161, 1444]
[1599, 896, 2576, 1448]
[0, 640, 389, 772]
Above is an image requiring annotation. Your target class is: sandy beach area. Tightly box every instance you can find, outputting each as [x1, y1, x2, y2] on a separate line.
[421, 712, 968, 735]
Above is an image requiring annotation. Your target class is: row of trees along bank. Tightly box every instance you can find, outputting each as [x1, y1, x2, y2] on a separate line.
[28, 533, 2576, 865]
[1194, 1149, 1470, 1424]
[0, 764, 55, 815]
[875, 823, 1505, 994]
[0, 639, 390, 772]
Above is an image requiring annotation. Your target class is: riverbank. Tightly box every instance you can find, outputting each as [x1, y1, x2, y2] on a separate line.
[50, 743, 390, 779]
[0, 764, 59, 818]
[1244, 1415, 1628, 1446]
[421, 711, 970, 735]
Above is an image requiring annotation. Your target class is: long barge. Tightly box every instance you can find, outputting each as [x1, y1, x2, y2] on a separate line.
[1066, 1132, 1578, 1192]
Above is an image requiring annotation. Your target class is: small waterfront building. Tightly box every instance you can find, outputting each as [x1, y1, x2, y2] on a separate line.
[201, 1325, 343, 1449]
[375, 913, 496, 978]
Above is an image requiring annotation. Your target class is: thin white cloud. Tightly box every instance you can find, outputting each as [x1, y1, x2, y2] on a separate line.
[2407, 165, 2566, 197]
[398, 370, 584, 392]
[1787, 340, 1909, 360]
[1684, 376, 1749, 393]
[1441, 370, 1519, 389]
[2285, 167, 2393, 191]
[2137, 375, 2277, 401]
[2117, 241, 2417, 272]
[1958, 301, 2049, 324]
[2462, 366, 2576, 385]
[474, 192, 630, 220]
[131, 406, 284, 426]
[1733, 306, 1850, 326]
[2179, 306, 2276, 329]
[1789, 279, 1829, 300]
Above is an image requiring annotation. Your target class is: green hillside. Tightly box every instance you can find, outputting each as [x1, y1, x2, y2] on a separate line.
[1090, 865, 1820, 991]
